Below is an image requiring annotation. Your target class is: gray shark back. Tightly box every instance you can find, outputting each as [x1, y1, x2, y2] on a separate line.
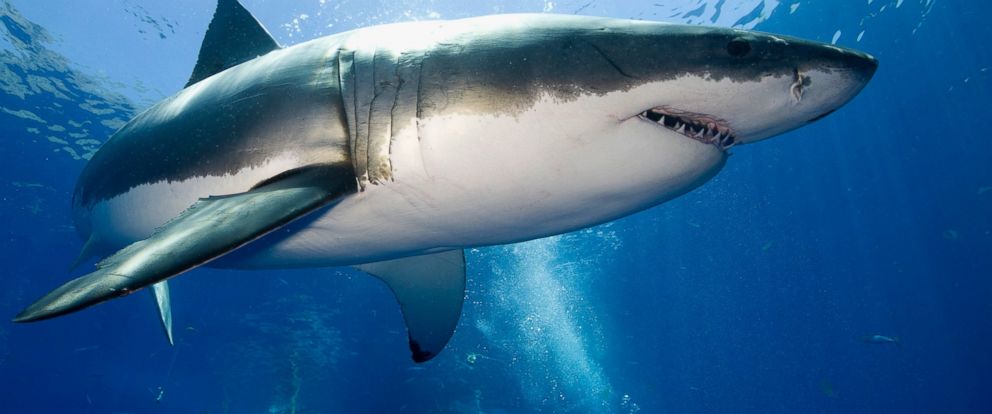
[73, 37, 353, 215]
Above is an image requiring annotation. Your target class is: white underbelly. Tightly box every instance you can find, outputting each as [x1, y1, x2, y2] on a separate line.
[87, 160, 666, 270]
[220, 175, 590, 268]
[83, 151, 538, 269]
[223, 114, 727, 268]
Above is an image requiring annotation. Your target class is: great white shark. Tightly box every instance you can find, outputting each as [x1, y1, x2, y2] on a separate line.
[14, 0, 877, 362]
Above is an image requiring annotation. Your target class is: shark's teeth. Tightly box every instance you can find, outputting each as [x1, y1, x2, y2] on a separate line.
[720, 132, 736, 148]
[639, 108, 737, 150]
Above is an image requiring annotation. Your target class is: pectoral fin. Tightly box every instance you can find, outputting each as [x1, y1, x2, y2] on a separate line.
[14, 164, 356, 323]
[356, 250, 466, 363]
[150, 282, 174, 346]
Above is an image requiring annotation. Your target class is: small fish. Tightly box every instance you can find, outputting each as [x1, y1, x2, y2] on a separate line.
[862, 334, 899, 344]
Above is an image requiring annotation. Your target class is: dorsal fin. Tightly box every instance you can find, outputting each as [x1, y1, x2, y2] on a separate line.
[186, 0, 280, 87]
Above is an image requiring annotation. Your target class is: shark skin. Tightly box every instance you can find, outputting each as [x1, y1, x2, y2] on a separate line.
[15, 0, 877, 362]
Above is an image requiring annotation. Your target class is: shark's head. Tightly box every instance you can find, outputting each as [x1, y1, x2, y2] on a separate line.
[577, 20, 879, 147]
[417, 15, 877, 146]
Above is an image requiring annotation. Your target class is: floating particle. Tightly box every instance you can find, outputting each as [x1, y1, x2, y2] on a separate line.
[942, 229, 959, 240]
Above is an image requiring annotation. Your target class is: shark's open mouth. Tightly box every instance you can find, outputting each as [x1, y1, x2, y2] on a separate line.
[639, 107, 737, 150]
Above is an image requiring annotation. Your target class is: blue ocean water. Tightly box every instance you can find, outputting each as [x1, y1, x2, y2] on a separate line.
[0, 0, 989, 413]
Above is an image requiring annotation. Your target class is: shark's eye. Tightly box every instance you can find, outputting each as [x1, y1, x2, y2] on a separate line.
[726, 38, 752, 58]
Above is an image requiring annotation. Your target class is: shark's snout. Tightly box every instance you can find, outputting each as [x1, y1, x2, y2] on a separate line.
[835, 46, 879, 79]
[796, 44, 878, 123]
[726, 37, 878, 145]
[809, 42, 878, 101]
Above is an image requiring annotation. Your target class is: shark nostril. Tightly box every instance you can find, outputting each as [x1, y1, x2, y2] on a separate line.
[726, 38, 751, 58]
